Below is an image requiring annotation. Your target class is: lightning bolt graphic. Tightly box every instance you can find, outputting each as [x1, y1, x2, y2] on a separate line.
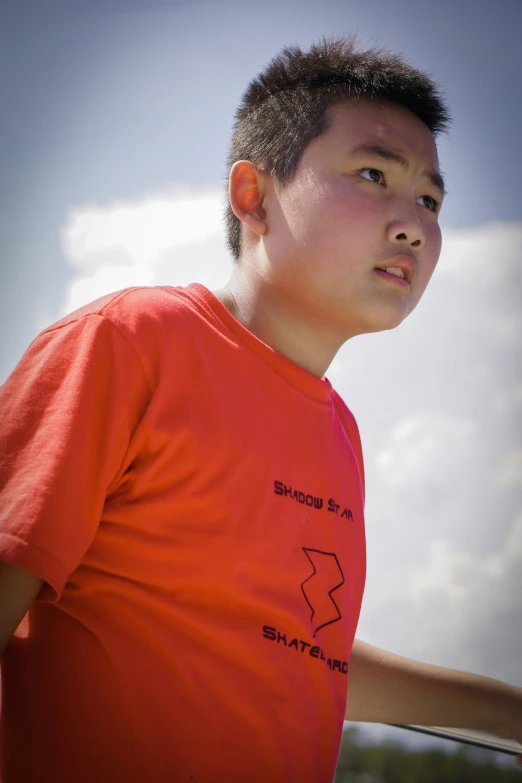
[301, 548, 345, 638]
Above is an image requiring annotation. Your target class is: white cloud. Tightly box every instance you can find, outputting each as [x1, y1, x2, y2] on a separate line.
[65, 262, 156, 310]
[375, 411, 478, 489]
[493, 385, 522, 416]
[435, 221, 522, 285]
[405, 505, 522, 683]
[495, 450, 522, 486]
[334, 220, 522, 685]
[59, 185, 231, 315]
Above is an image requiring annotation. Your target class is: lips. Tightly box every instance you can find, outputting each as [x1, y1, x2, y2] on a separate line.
[374, 268, 410, 289]
[374, 255, 416, 285]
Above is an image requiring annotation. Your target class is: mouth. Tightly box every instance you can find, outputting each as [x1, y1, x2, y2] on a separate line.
[374, 268, 411, 290]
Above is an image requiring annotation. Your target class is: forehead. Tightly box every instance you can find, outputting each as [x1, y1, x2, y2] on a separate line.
[319, 98, 440, 168]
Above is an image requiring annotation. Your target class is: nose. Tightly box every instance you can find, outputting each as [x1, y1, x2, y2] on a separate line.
[386, 205, 426, 250]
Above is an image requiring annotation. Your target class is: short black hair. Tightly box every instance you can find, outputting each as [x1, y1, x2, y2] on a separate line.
[222, 34, 450, 262]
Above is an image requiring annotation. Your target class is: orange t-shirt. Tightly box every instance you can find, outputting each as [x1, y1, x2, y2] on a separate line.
[0, 283, 366, 783]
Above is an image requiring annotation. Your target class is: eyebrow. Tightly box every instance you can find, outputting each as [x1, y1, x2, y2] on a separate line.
[347, 142, 447, 198]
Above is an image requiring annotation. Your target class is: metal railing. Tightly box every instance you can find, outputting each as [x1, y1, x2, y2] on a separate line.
[389, 724, 522, 757]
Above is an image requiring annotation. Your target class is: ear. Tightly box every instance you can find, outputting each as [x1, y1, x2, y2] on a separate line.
[228, 160, 267, 236]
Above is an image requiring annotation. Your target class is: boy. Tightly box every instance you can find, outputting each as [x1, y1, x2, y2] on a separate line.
[1, 34, 521, 782]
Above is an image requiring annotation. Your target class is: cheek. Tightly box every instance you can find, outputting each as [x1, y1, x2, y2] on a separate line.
[294, 182, 383, 244]
[328, 183, 389, 242]
[273, 175, 385, 271]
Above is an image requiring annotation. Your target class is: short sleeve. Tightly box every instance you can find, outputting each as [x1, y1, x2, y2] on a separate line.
[0, 313, 151, 599]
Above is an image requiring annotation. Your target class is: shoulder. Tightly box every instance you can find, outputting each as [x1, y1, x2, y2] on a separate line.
[31, 286, 200, 392]
[41, 284, 198, 350]
[43, 286, 187, 335]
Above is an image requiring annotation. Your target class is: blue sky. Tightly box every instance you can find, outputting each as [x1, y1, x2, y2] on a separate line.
[2, 0, 521, 368]
[1, 0, 521, 769]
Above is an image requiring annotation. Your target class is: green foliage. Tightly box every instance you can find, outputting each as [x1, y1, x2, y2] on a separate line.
[333, 726, 521, 783]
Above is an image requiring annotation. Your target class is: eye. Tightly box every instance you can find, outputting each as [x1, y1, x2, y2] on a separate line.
[417, 194, 440, 212]
[359, 168, 385, 185]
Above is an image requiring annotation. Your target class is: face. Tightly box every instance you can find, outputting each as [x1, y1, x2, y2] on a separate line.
[256, 99, 444, 338]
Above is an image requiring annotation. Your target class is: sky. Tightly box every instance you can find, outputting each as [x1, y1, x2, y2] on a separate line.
[1, 0, 521, 770]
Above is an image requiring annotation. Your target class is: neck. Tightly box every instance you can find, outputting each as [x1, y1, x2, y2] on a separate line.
[212, 266, 344, 379]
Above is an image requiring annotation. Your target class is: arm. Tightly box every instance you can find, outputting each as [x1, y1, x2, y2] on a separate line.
[0, 561, 43, 658]
[345, 638, 522, 761]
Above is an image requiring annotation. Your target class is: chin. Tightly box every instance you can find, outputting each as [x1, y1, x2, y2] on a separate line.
[359, 307, 407, 335]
